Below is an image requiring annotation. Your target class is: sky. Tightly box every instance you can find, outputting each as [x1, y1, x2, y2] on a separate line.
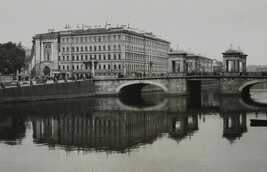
[0, 0, 267, 65]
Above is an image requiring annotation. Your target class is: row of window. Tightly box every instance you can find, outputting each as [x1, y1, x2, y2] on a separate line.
[59, 63, 152, 71]
[61, 34, 122, 44]
[59, 54, 122, 61]
[61, 44, 122, 52]
[59, 63, 124, 70]
[125, 35, 169, 49]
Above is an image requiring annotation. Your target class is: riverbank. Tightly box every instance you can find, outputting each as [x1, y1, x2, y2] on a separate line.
[0, 80, 95, 103]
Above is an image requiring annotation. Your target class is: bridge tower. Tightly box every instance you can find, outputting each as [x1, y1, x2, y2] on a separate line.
[222, 45, 247, 75]
[168, 48, 187, 74]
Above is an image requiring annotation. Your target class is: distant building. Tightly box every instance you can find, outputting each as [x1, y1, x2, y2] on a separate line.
[168, 48, 213, 74]
[212, 59, 223, 73]
[31, 26, 170, 78]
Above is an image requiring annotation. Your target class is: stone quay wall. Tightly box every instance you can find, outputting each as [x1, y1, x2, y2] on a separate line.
[0, 80, 95, 103]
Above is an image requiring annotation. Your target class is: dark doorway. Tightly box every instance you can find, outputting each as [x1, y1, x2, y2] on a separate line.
[43, 66, 51, 76]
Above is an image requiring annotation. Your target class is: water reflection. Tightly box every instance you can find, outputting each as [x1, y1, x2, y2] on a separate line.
[221, 113, 247, 144]
[0, 115, 25, 145]
[1, 88, 267, 153]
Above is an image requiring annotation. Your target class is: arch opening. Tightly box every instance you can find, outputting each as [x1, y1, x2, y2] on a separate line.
[43, 66, 51, 76]
[118, 82, 166, 106]
[240, 81, 267, 106]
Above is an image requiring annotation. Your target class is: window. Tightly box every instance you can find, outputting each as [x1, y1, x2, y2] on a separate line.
[108, 54, 110, 60]
[98, 37, 101, 42]
[77, 55, 79, 61]
[62, 47, 65, 52]
[118, 54, 121, 59]
[114, 54, 116, 60]
[99, 55, 101, 60]
[63, 56, 65, 61]
[76, 47, 79, 52]
[85, 46, 88, 51]
[94, 46, 96, 51]
[81, 47, 83, 52]
[118, 44, 121, 50]
[103, 65, 106, 69]
[67, 56, 69, 61]
[90, 46, 92, 51]
[67, 65, 69, 70]
[66, 47, 69, 52]
[103, 45, 106, 51]
[103, 55, 106, 60]
[58, 56, 61, 61]
[85, 55, 88, 60]
[63, 65, 65, 70]
[108, 45, 110, 50]
[77, 65, 79, 70]
[113, 45, 116, 50]
[72, 56, 74, 60]
[114, 64, 116, 69]
[99, 46, 101, 51]
[81, 55, 83, 61]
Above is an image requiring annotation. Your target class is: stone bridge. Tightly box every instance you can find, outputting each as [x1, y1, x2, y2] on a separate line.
[93, 76, 267, 97]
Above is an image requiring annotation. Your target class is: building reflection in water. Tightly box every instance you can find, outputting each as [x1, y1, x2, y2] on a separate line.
[0, 115, 26, 145]
[222, 113, 247, 144]
[2, 85, 267, 152]
[31, 110, 199, 153]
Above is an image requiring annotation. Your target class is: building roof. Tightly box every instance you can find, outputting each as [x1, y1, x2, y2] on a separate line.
[224, 45, 246, 54]
[168, 47, 186, 54]
[34, 27, 170, 44]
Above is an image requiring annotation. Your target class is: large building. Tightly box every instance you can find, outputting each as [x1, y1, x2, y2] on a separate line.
[31, 26, 170, 78]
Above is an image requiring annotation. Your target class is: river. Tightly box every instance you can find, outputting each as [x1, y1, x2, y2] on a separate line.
[1, 87, 267, 172]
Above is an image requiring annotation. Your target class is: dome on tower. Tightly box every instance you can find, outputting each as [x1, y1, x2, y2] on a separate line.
[169, 46, 186, 54]
[224, 44, 241, 54]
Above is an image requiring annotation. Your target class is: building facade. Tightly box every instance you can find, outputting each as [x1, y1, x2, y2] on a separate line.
[168, 48, 213, 74]
[31, 27, 170, 78]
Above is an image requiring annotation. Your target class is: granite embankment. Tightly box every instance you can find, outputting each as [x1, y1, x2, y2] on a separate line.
[0, 80, 95, 103]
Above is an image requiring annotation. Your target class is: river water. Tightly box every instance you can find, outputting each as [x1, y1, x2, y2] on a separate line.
[1, 87, 267, 172]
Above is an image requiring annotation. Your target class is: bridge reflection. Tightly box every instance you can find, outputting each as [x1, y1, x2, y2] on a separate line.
[1, 89, 267, 152]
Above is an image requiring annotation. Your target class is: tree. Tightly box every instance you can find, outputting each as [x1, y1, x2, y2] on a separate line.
[0, 42, 27, 76]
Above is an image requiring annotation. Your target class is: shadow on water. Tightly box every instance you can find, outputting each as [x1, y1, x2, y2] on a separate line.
[2, 84, 267, 152]
[242, 90, 267, 107]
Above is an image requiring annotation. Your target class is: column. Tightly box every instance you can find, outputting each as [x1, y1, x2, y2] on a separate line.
[223, 59, 227, 72]
[180, 60, 184, 73]
[51, 42, 54, 62]
[41, 42, 44, 62]
[235, 60, 239, 72]
[242, 61, 246, 73]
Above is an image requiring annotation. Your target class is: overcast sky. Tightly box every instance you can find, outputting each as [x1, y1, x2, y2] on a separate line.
[1, 0, 267, 65]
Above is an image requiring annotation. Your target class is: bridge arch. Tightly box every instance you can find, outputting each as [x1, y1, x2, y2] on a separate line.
[116, 80, 168, 93]
[239, 79, 267, 92]
[239, 79, 267, 99]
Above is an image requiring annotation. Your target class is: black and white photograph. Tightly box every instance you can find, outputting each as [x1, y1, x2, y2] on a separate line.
[1, 0, 267, 171]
